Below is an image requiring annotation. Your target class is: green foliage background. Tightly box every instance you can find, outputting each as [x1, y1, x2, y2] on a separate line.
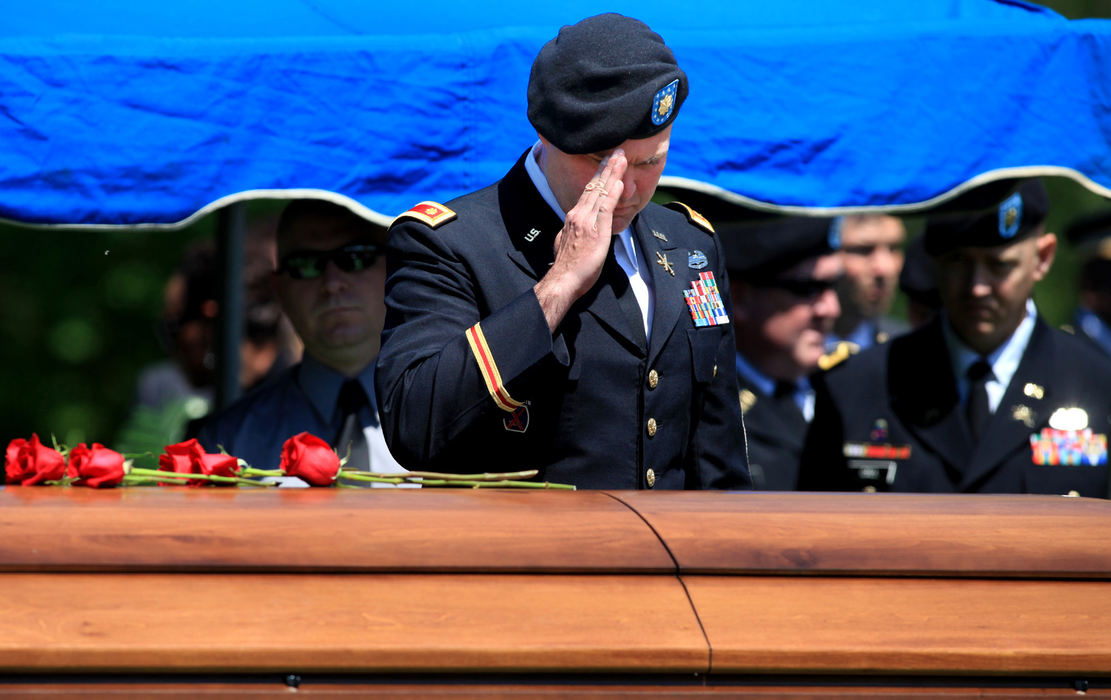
[1, 0, 1109, 453]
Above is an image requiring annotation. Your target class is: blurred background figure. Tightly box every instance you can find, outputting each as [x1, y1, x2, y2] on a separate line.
[723, 216, 843, 490]
[898, 235, 942, 330]
[116, 225, 298, 462]
[1065, 210, 1111, 358]
[828, 214, 907, 351]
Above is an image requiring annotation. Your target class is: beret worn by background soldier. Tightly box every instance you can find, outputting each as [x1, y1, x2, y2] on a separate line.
[924, 179, 1049, 256]
[527, 13, 688, 155]
[721, 216, 842, 280]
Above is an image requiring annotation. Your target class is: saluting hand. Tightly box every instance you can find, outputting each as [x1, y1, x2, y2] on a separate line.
[535, 149, 627, 332]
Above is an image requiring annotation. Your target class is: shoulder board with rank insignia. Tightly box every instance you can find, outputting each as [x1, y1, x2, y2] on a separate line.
[394, 201, 457, 229]
[664, 201, 714, 234]
[817, 341, 859, 371]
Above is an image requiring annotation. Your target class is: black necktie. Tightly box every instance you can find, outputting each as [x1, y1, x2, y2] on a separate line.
[334, 380, 370, 471]
[965, 359, 993, 442]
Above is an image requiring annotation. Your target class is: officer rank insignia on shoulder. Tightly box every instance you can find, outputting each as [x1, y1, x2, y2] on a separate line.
[394, 201, 457, 228]
[817, 341, 858, 371]
[664, 201, 714, 234]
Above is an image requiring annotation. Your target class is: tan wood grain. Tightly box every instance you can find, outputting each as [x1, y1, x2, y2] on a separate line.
[687, 575, 1111, 675]
[0, 488, 673, 573]
[616, 491, 1111, 577]
[0, 572, 706, 673]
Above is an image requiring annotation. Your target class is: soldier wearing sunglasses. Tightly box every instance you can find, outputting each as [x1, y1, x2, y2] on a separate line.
[719, 215, 844, 490]
[198, 199, 408, 482]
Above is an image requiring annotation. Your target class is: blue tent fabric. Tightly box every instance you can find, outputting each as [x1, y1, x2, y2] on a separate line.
[1, 0, 1109, 227]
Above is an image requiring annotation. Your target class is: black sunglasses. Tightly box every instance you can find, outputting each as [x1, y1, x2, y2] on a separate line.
[756, 275, 842, 300]
[277, 243, 382, 280]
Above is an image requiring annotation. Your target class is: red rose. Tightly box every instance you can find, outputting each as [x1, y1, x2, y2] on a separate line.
[68, 443, 127, 488]
[5, 434, 66, 485]
[158, 439, 207, 485]
[280, 432, 339, 486]
[194, 452, 238, 486]
[5, 438, 31, 483]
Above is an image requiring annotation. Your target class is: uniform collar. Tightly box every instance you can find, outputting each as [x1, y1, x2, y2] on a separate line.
[735, 351, 776, 398]
[1077, 306, 1111, 356]
[297, 353, 377, 426]
[943, 297, 1037, 395]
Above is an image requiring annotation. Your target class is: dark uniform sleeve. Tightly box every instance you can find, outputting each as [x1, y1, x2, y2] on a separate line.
[374, 216, 558, 468]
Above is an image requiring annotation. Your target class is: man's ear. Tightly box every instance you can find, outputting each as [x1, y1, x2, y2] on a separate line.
[1032, 231, 1057, 282]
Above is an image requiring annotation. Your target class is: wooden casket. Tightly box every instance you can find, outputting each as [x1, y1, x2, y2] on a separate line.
[1, 487, 1109, 697]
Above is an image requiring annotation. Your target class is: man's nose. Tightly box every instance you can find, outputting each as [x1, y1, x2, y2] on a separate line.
[321, 259, 348, 291]
[619, 170, 637, 201]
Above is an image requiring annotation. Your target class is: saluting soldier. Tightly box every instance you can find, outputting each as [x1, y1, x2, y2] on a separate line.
[798, 179, 1111, 497]
[375, 13, 750, 489]
[722, 216, 843, 490]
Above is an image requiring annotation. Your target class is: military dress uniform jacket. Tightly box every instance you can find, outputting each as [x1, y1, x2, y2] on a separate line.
[798, 316, 1111, 497]
[375, 152, 750, 490]
[737, 371, 808, 491]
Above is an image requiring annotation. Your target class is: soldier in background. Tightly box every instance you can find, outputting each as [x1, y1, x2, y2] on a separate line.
[799, 179, 1111, 497]
[827, 214, 907, 352]
[1064, 210, 1111, 358]
[723, 216, 843, 490]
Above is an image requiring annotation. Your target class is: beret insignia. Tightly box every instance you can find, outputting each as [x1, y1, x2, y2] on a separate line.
[395, 201, 457, 229]
[652, 79, 679, 126]
[664, 201, 714, 234]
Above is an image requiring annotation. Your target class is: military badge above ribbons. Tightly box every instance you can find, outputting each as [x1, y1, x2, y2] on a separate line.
[684, 271, 729, 327]
[651, 79, 679, 126]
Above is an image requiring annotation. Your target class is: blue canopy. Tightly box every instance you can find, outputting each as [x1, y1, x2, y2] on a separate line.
[3, 0, 1110, 227]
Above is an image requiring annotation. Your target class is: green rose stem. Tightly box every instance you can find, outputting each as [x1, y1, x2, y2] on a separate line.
[342, 469, 542, 481]
[238, 467, 284, 478]
[337, 471, 575, 490]
[125, 467, 274, 487]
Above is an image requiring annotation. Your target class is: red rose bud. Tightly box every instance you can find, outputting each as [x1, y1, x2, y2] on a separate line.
[5, 434, 66, 485]
[280, 432, 340, 486]
[68, 443, 127, 488]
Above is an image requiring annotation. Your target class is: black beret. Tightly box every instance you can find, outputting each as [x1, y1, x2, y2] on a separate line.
[898, 235, 941, 311]
[527, 13, 688, 155]
[721, 216, 842, 280]
[924, 179, 1049, 256]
